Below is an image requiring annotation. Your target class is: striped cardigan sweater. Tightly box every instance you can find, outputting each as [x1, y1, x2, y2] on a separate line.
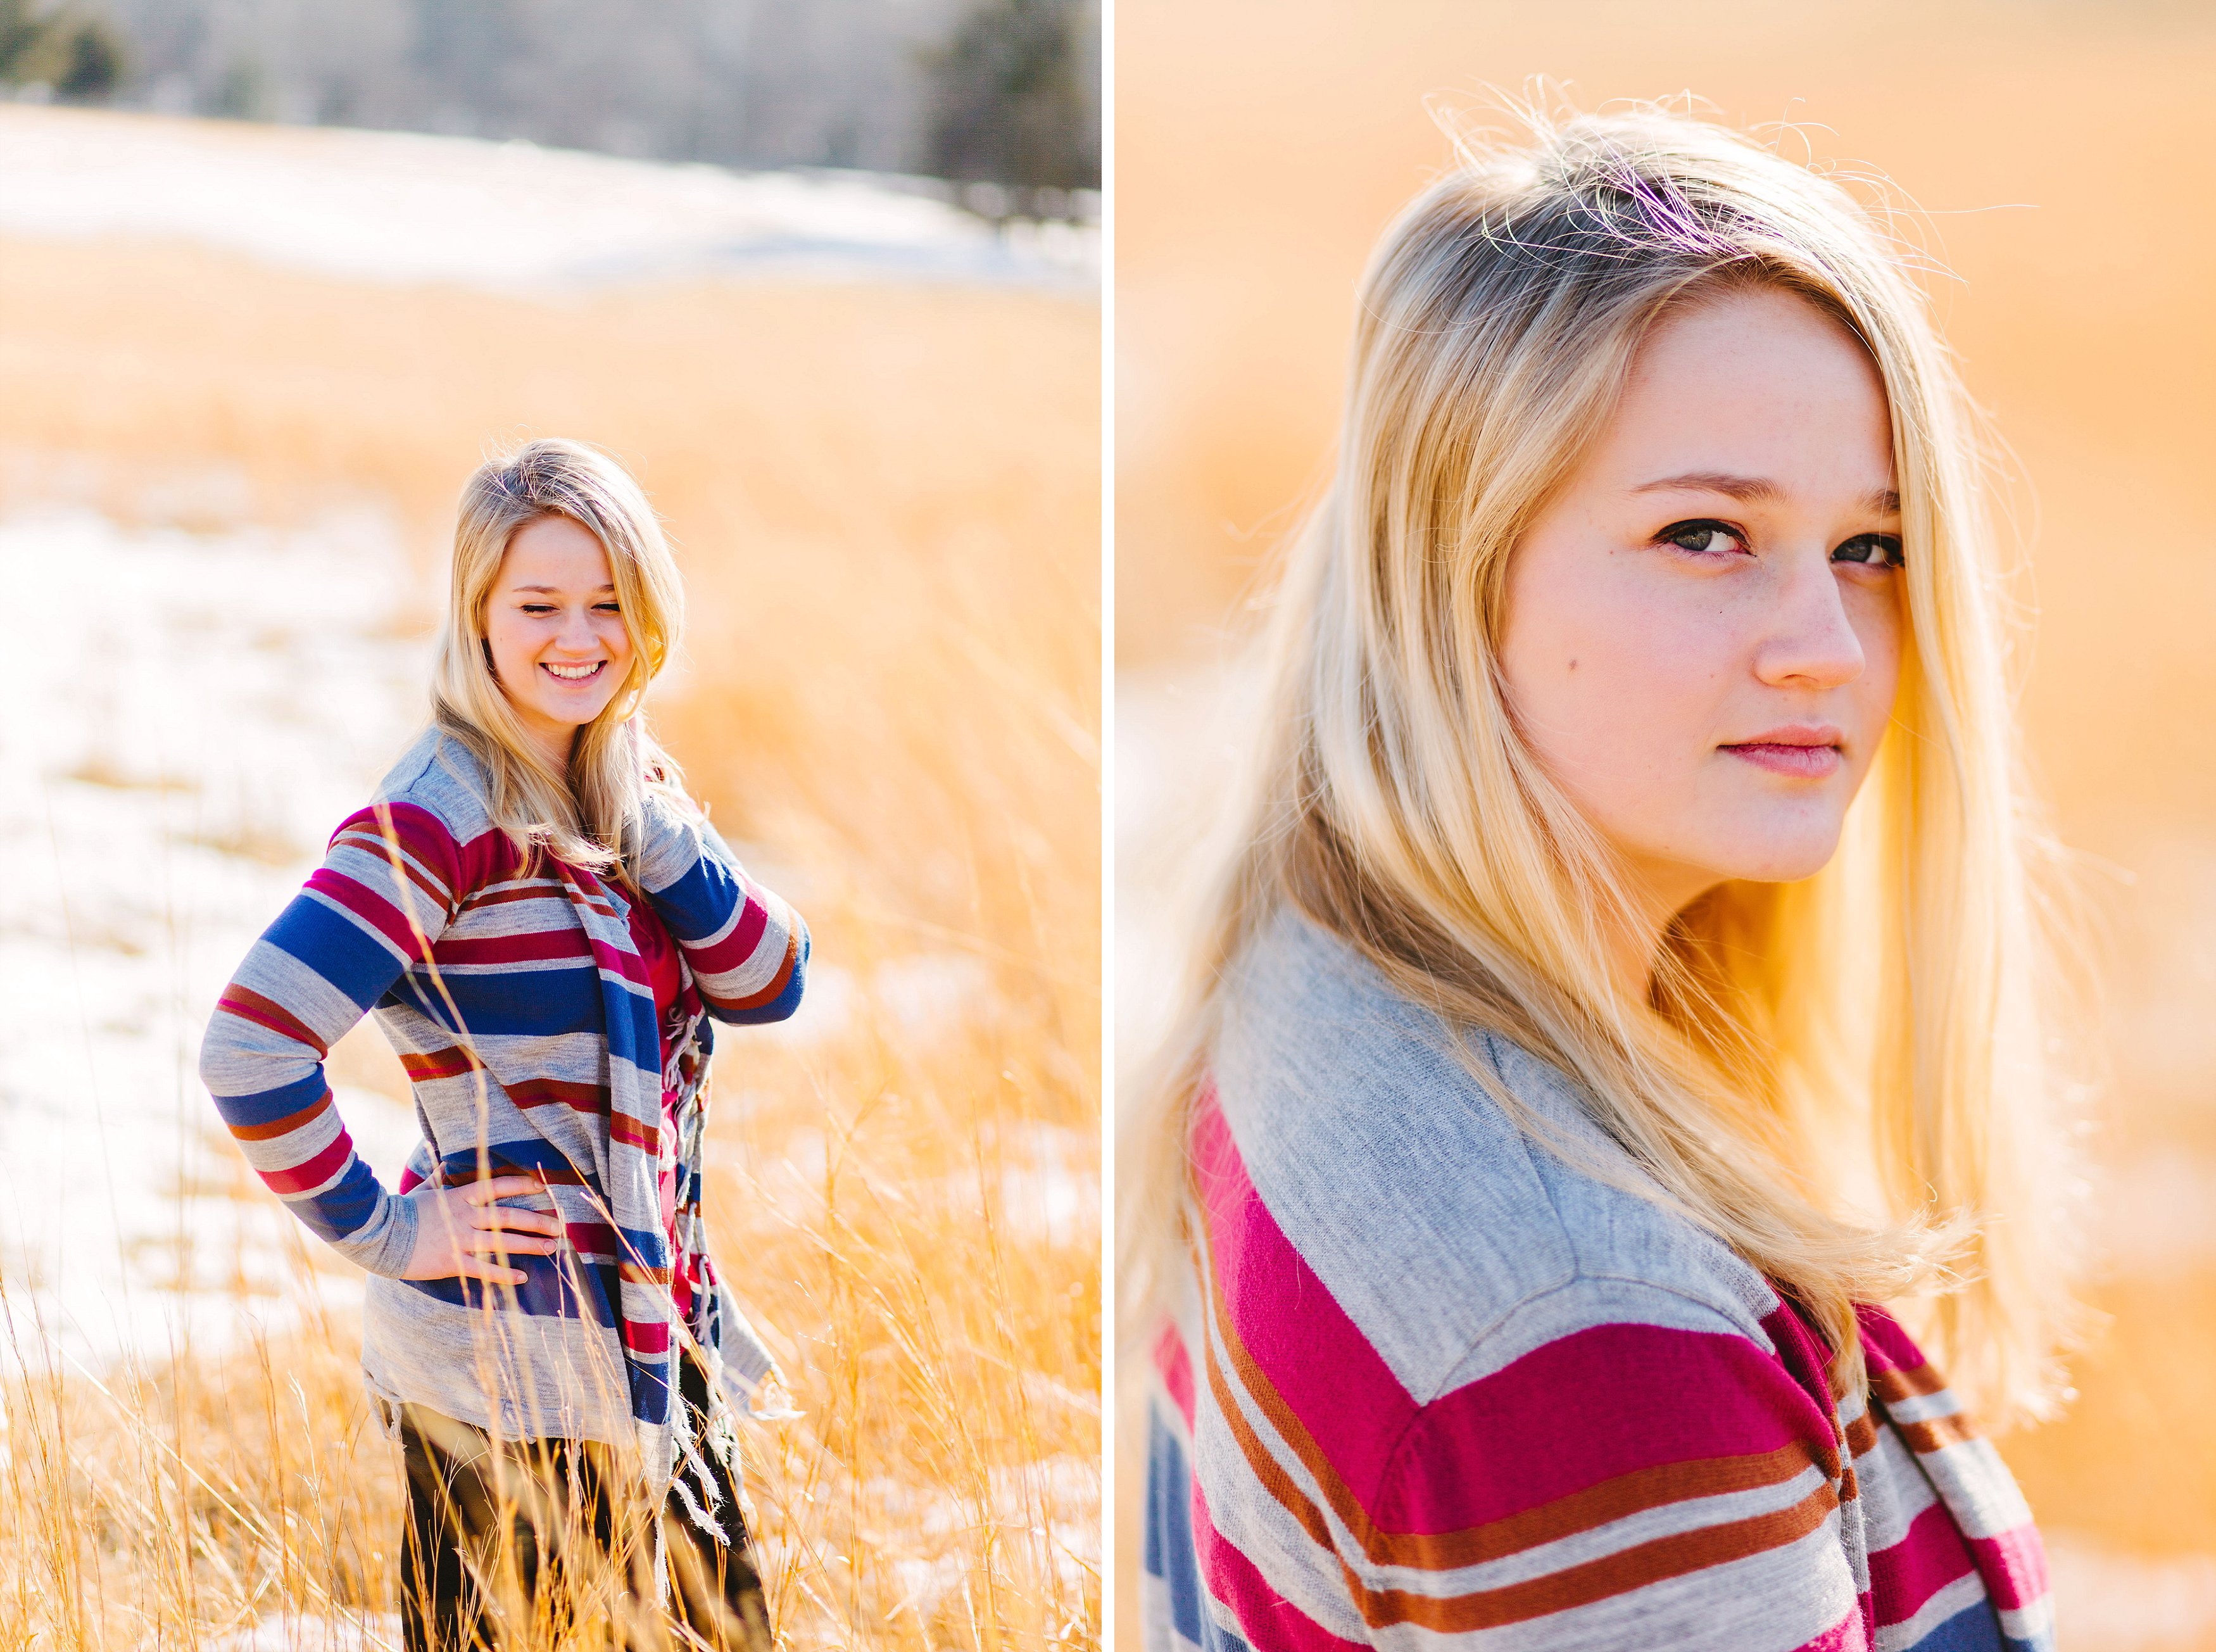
[199, 728, 807, 1506]
[1143, 909, 2053, 1652]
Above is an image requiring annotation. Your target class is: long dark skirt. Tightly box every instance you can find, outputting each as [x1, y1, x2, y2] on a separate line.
[395, 1352, 773, 1651]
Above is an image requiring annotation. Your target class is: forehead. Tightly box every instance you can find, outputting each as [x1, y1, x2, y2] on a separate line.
[494, 513, 614, 587]
[1595, 286, 1896, 496]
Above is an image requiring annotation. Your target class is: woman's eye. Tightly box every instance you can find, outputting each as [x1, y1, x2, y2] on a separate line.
[1657, 519, 1748, 557]
[595, 602, 622, 614]
[521, 603, 555, 615]
[1832, 533, 1904, 568]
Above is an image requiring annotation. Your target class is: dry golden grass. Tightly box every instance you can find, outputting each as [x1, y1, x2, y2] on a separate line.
[0, 192, 1098, 1649]
[1116, 0, 2216, 1642]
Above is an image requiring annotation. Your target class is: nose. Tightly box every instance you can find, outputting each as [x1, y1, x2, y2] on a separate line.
[555, 604, 600, 653]
[1751, 550, 1866, 691]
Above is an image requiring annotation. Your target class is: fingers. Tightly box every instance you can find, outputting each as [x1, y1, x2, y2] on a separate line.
[454, 1176, 563, 1237]
[451, 1252, 531, 1287]
[465, 1203, 563, 1239]
[459, 1174, 549, 1205]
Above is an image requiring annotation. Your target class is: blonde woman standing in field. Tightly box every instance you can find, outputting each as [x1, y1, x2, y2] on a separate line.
[1126, 111, 2076, 1651]
[201, 439, 803, 1649]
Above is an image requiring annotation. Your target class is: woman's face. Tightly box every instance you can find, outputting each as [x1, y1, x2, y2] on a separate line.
[1499, 285, 1905, 923]
[482, 513, 635, 766]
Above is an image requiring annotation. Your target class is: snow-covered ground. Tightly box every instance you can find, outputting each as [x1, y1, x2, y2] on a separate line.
[0, 496, 429, 1368]
[0, 104, 1095, 293]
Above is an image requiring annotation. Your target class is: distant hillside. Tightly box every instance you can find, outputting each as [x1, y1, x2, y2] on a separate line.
[0, 0, 1099, 209]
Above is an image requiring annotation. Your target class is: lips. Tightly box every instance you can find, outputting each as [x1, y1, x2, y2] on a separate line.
[1720, 723, 1844, 779]
[541, 660, 605, 683]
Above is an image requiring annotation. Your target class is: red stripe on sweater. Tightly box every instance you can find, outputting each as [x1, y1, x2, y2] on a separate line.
[699, 932, 798, 1012]
[432, 928, 598, 966]
[1154, 1321, 1197, 1428]
[505, 1076, 608, 1113]
[307, 863, 434, 962]
[451, 821, 535, 899]
[262, 1131, 354, 1196]
[1192, 1091, 1837, 1544]
[400, 1045, 483, 1081]
[565, 1220, 619, 1259]
[227, 1092, 332, 1142]
[1968, 1526, 2049, 1612]
[686, 890, 771, 974]
[1187, 1481, 1372, 1652]
[332, 801, 462, 908]
[1870, 1501, 1980, 1627]
[215, 984, 329, 1057]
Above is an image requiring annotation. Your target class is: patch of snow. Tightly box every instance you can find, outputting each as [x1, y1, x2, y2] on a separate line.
[0, 499, 429, 1371]
[0, 106, 1096, 293]
[206, 1611, 400, 1652]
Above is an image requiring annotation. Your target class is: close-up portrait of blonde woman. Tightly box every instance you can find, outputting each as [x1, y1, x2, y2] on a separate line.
[1120, 108, 2086, 1649]
[199, 439, 803, 1648]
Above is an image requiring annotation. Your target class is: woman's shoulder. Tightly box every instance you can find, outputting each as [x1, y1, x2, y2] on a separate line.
[363, 728, 495, 837]
[1204, 906, 1778, 1404]
[318, 729, 501, 900]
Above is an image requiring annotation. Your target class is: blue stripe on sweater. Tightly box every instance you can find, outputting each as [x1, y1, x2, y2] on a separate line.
[393, 961, 609, 1037]
[1917, 1600, 2006, 1651]
[713, 923, 809, 1025]
[629, 1352, 671, 1427]
[615, 1222, 671, 1270]
[293, 1155, 385, 1244]
[645, 854, 746, 944]
[1147, 1401, 1252, 1652]
[208, 1069, 329, 1130]
[265, 895, 408, 1011]
[603, 982, 661, 1075]
[403, 1249, 620, 1325]
[431, 1140, 601, 1190]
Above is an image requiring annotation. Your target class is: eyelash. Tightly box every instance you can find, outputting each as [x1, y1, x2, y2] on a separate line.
[1653, 518, 1904, 569]
[520, 603, 623, 615]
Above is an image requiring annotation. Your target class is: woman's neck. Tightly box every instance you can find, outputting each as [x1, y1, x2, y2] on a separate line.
[520, 717, 577, 777]
[1606, 860, 1722, 1004]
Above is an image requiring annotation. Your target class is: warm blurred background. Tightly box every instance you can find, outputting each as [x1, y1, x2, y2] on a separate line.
[0, 4, 1098, 1646]
[1116, 0, 2216, 1646]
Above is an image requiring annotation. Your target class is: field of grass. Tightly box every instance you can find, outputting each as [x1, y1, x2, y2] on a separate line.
[0, 161, 1099, 1650]
[1115, 1, 2216, 1644]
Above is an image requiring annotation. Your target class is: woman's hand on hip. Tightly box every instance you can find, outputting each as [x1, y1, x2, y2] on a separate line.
[399, 1175, 563, 1283]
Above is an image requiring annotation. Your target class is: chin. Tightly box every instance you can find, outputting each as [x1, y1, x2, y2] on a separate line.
[530, 697, 614, 730]
[1712, 830, 1844, 886]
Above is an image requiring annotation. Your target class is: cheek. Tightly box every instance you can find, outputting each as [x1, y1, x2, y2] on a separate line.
[482, 612, 529, 680]
[1502, 561, 1735, 792]
[1849, 581, 1906, 724]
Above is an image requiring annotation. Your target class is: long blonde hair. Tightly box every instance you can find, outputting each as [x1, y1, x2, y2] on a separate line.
[431, 438, 687, 890]
[1123, 106, 2080, 1424]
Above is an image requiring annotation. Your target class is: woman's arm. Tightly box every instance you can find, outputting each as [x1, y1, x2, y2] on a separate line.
[197, 800, 557, 1281]
[633, 788, 809, 1025]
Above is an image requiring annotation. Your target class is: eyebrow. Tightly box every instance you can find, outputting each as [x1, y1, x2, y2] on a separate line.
[512, 584, 619, 594]
[1632, 472, 1900, 514]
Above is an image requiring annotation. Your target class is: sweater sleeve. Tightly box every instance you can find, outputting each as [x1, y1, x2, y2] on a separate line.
[197, 800, 463, 1278]
[633, 788, 809, 1025]
[1344, 1287, 1859, 1650]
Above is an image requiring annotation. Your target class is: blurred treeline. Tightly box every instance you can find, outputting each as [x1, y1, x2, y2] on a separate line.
[0, 0, 1099, 214]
